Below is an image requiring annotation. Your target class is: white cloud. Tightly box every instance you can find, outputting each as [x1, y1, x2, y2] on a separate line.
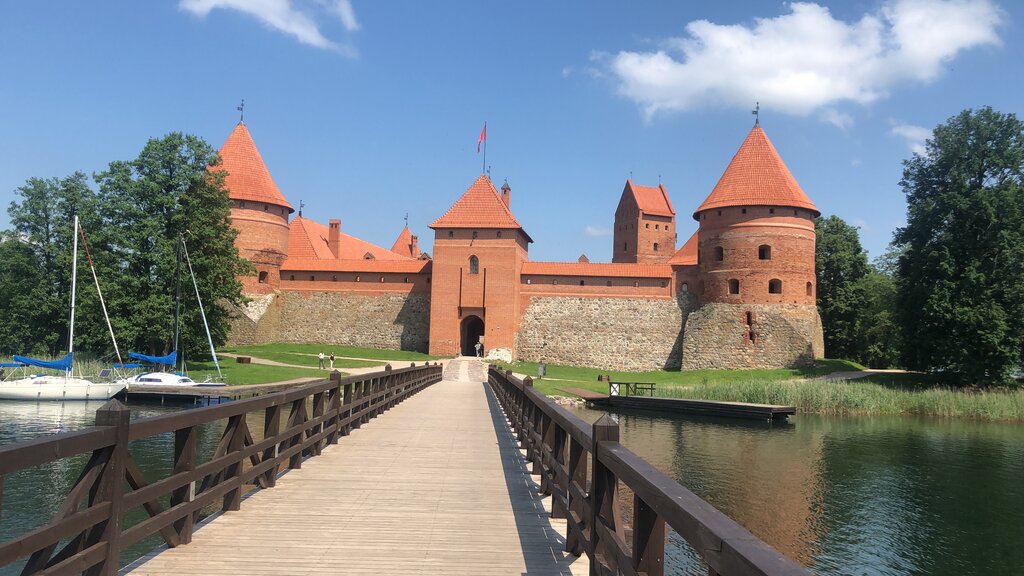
[604, 0, 1003, 121]
[820, 108, 854, 131]
[584, 225, 612, 237]
[890, 122, 932, 155]
[180, 0, 359, 55]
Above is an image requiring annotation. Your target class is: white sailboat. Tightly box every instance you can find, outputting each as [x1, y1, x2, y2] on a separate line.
[0, 216, 128, 401]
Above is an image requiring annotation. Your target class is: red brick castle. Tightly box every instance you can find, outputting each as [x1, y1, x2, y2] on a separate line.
[224, 121, 824, 370]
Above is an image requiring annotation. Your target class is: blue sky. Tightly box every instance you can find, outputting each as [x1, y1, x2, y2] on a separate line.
[0, 1, 1018, 262]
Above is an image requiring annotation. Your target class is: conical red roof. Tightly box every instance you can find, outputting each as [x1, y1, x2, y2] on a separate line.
[430, 175, 530, 240]
[693, 126, 817, 220]
[217, 123, 293, 212]
[390, 226, 421, 258]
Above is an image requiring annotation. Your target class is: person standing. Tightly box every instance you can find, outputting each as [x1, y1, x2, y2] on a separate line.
[474, 342, 482, 358]
[329, 353, 335, 370]
[318, 351, 325, 369]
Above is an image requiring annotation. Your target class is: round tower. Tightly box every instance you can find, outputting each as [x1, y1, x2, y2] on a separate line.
[217, 122, 294, 295]
[693, 125, 818, 306]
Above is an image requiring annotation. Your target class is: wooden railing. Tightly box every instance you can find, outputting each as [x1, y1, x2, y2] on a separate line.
[610, 382, 657, 397]
[0, 363, 442, 576]
[487, 365, 810, 576]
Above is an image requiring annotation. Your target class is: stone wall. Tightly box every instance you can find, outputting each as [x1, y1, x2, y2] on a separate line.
[681, 303, 823, 369]
[517, 294, 693, 371]
[227, 290, 431, 352]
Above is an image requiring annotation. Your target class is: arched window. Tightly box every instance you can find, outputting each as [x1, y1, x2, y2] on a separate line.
[759, 245, 772, 260]
[469, 255, 479, 274]
[623, 242, 628, 252]
[728, 279, 740, 295]
[653, 242, 659, 252]
[769, 279, 782, 294]
[680, 282, 689, 293]
[258, 271, 268, 284]
[806, 282, 813, 297]
[715, 246, 724, 261]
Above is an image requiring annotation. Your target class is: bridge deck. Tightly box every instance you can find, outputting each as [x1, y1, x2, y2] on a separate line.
[126, 359, 588, 575]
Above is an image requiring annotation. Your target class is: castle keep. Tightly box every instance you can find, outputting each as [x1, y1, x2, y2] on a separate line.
[224, 122, 824, 370]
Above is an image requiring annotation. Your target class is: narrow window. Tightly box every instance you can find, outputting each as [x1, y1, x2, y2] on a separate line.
[332, 275, 337, 282]
[496, 230, 502, 238]
[469, 255, 479, 274]
[728, 279, 740, 295]
[264, 205, 269, 212]
[427, 277, 431, 283]
[448, 231, 454, 238]
[746, 311, 753, 326]
[681, 282, 689, 293]
[356, 276, 361, 282]
[240, 201, 246, 208]
[715, 246, 724, 261]
[472, 230, 478, 239]
[289, 274, 295, 281]
[380, 276, 385, 283]
[579, 280, 585, 286]
[742, 208, 747, 214]
[634, 281, 639, 287]
[526, 278, 532, 285]
[645, 223, 649, 229]
[769, 279, 782, 294]
[653, 242, 659, 252]
[717, 210, 722, 216]
[309, 275, 314, 281]
[759, 245, 772, 260]
[404, 277, 409, 283]
[258, 271, 268, 283]
[606, 280, 612, 287]
[794, 210, 799, 216]
[806, 282, 813, 296]
[660, 281, 667, 288]
[769, 208, 775, 214]
[624, 242, 628, 252]
[553, 279, 558, 285]
[655, 224, 659, 230]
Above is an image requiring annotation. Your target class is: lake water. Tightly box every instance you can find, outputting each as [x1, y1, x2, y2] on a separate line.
[2, 400, 1022, 575]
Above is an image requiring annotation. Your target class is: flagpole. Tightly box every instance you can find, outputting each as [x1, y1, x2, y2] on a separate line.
[482, 122, 487, 175]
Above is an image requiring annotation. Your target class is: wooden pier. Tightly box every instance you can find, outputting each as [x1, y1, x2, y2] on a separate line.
[562, 383, 797, 422]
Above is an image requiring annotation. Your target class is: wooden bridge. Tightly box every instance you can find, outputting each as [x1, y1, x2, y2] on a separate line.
[0, 359, 809, 576]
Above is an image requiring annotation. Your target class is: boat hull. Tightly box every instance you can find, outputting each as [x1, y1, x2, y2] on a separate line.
[0, 376, 127, 401]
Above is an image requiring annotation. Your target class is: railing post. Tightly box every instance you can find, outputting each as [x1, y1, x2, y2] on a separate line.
[632, 494, 665, 576]
[590, 414, 621, 576]
[87, 400, 129, 576]
[262, 404, 281, 487]
[311, 391, 326, 456]
[341, 381, 353, 436]
[171, 425, 197, 544]
[565, 435, 588, 556]
[327, 372, 342, 444]
[222, 414, 246, 511]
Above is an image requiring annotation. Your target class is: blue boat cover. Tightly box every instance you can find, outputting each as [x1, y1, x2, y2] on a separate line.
[128, 351, 177, 365]
[114, 363, 143, 369]
[0, 362, 27, 368]
[12, 352, 72, 371]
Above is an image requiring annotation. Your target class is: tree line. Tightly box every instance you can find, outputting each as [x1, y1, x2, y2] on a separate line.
[816, 107, 1024, 386]
[0, 133, 250, 365]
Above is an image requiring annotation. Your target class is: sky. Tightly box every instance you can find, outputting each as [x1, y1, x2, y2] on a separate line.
[0, 0, 1019, 262]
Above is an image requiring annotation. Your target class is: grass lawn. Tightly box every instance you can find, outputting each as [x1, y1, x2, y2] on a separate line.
[184, 357, 332, 386]
[220, 343, 441, 365]
[491, 358, 865, 397]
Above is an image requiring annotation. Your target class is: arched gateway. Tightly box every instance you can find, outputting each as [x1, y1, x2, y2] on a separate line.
[460, 316, 484, 356]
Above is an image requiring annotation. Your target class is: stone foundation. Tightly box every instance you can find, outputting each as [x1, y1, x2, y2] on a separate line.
[680, 303, 823, 369]
[517, 295, 692, 371]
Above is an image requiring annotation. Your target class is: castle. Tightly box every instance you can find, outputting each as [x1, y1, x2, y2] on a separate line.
[223, 121, 824, 371]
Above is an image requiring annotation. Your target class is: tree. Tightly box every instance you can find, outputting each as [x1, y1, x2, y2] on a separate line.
[0, 236, 53, 356]
[815, 215, 869, 361]
[855, 266, 901, 369]
[95, 133, 250, 360]
[895, 107, 1024, 385]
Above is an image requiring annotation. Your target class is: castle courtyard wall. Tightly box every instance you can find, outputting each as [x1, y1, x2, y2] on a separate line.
[680, 303, 823, 369]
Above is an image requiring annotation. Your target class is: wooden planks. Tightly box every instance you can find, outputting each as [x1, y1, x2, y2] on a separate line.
[126, 359, 588, 575]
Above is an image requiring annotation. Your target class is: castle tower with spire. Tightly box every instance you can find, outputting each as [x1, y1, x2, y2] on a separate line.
[217, 122, 294, 295]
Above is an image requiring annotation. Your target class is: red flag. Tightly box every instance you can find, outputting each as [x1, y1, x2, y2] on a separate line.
[477, 122, 487, 153]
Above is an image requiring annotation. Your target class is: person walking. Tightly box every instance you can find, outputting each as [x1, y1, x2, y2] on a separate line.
[474, 341, 482, 358]
[329, 353, 335, 370]
[318, 351, 325, 369]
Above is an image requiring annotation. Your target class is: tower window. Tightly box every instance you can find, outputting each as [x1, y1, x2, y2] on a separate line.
[289, 275, 295, 281]
[448, 231, 454, 238]
[715, 246, 724, 261]
[469, 255, 479, 274]
[681, 282, 689, 293]
[769, 208, 775, 214]
[742, 208, 747, 214]
[769, 279, 783, 294]
[332, 275, 337, 281]
[653, 242, 659, 252]
[497, 230, 502, 238]
[646, 223, 649, 229]
[258, 271, 268, 284]
[309, 275, 314, 281]
[472, 231, 478, 239]
[717, 210, 722, 216]
[806, 282, 813, 296]
[265, 205, 269, 211]
[624, 242, 628, 252]
[607, 280, 612, 287]
[759, 245, 772, 260]
[579, 280, 585, 286]
[655, 224, 659, 230]
[728, 279, 740, 295]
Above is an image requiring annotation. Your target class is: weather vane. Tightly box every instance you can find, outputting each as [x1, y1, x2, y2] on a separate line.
[237, 99, 245, 123]
[752, 101, 760, 126]
[404, 212, 409, 227]
[299, 199, 304, 217]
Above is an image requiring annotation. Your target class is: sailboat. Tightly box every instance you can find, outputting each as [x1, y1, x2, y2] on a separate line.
[120, 237, 225, 388]
[0, 216, 128, 401]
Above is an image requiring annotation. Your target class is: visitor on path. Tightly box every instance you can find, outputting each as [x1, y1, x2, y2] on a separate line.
[474, 342, 482, 357]
[318, 351, 325, 369]
[329, 353, 335, 370]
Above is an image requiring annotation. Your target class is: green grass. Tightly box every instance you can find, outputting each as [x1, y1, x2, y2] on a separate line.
[183, 357, 330, 385]
[491, 358, 865, 397]
[220, 342, 441, 365]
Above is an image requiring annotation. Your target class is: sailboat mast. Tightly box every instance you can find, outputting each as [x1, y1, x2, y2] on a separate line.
[173, 238, 182, 372]
[67, 214, 79, 376]
[182, 240, 222, 379]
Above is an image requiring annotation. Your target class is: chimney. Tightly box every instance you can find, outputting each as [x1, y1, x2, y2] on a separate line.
[411, 235, 420, 258]
[328, 219, 341, 258]
[501, 180, 511, 208]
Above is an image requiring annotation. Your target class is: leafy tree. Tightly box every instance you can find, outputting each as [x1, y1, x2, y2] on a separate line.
[95, 133, 250, 361]
[895, 107, 1024, 385]
[0, 236, 54, 356]
[855, 266, 901, 369]
[815, 215, 869, 361]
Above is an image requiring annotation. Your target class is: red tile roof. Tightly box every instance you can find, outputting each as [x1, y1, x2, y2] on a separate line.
[430, 175, 529, 239]
[522, 261, 672, 279]
[626, 180, 674, 217]
[693, 126, 818, 219]
[287, 217, 412, 263]
[216, 123, 293, 211]
[668, 231, 698, 265]
[282, 258, 431, 274]
[390, 226, 416, 258]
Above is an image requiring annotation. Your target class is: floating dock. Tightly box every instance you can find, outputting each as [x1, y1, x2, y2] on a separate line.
[559, 385, 796, 422]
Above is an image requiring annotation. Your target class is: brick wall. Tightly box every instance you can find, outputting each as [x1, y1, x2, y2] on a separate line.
[680, 302, 823, 369]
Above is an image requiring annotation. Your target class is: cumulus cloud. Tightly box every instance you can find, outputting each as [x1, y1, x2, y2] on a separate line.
[180, 0, 359, 55]
[890, 122, 932, 155]
[603, 0, 1003, 120]
[584, 225, 612, 237]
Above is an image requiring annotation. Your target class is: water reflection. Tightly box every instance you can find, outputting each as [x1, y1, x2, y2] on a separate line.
[570, 406, 1024, 576]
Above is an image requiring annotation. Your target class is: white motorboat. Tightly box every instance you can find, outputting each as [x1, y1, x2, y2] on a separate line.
[0, 216, 127, 401]
[119, 371, 225, 388]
